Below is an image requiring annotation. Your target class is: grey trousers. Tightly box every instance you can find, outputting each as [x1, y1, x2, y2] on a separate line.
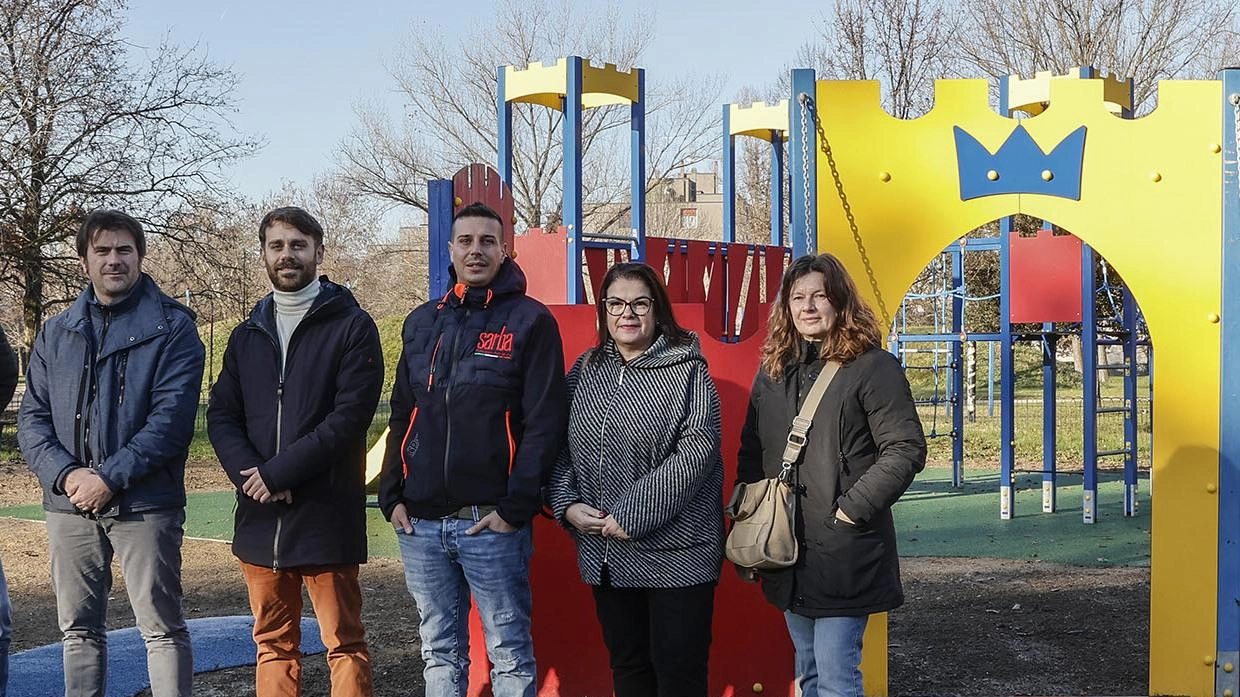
[46, 509, 192, 697]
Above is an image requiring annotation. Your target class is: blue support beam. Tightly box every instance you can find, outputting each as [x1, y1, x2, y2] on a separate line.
[788, 69, 817, 259]
[722, 106, 736, 244]
[999, 219, 1015, 519]
[1122, 287, 1139, 516]
[998, 75, 1015, 520]
[770, 132, 785, 246]
[1042, 325, 1058, 513]
[630, 68, 646, 261]
[1081, 244, 1098, 524]
[1216, 66, 1240, 697]
[497, 67, 513, 187]
[428, 179, 454, 298]
[950, 245, 965, 486]
[563, 56, 585, 303]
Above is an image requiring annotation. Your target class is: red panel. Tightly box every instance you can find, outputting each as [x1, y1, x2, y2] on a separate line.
[740, 256, 764, 342]
[452, 164, 516, 255]
[685, 240, 711, 304]
[465, 303, 792, 697]
[725, 245, 751, 340]
[764, 245, 786, 304]
[583, 247, 610, 302]
[703, 246, 727, 340]
[513, 229, 567, 304]
[1010, 230, 1084, 323]
[646, 236, 670, 290]
[664, 240, 689, 303]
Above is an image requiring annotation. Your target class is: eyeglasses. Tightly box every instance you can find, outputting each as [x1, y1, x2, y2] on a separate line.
[603, 297, 653, 316]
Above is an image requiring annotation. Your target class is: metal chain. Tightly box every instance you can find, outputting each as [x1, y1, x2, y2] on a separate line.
[798, 92, 813, 256]
[1231, 94, 1240, 196]
[802, 92, 890, 326]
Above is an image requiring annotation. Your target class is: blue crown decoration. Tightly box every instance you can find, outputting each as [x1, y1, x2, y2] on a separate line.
[953, 124, 1087, 201]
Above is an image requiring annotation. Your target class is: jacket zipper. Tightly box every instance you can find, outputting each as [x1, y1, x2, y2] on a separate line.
[441, 309, 470, 505]
[504, 410, 516, 474]
[400, 407, 420, 479]
[596, 364, 627, 571]
[252, 294, 333, 569]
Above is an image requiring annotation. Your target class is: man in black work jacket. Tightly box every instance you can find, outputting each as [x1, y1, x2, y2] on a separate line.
[208, 206, 383, 697]
[379, 201, 567, 697]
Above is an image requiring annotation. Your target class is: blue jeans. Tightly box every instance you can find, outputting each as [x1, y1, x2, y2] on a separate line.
[396, 517, 535, 697]
[46, 510, 192, 697]
[784, 612, 868, 697]
[1, 557, 9, 697]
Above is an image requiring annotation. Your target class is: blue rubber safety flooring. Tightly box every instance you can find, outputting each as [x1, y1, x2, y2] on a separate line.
[9, 615, 325, 697]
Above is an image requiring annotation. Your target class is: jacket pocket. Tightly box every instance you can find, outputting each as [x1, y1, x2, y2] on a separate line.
[812, 515, 885, 599]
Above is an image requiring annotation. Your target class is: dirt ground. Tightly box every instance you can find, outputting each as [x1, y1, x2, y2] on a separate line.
[2, 459, 1149, 697]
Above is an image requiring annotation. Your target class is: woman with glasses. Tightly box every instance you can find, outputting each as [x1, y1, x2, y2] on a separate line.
[736, 253, 925, 697]
[548, 262, 724, 697]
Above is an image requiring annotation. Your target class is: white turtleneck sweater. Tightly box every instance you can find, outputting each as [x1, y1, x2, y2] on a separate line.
[272, 280, 321, 370]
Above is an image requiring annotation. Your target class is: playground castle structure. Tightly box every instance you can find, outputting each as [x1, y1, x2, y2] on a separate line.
[416, 56, 1240, 697]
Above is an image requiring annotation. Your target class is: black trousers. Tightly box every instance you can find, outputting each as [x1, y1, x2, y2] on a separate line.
[591, 581, 717, 697]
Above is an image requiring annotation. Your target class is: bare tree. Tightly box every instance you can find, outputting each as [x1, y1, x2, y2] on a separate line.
[0, 0, 257, 346]
[336, 0, 723, 233]
[795, 0, 962, 118]
[961, 0, 1240, 110]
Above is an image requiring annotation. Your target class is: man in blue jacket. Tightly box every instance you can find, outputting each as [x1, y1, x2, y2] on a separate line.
[18, 209, 205, 697]
[208, 206, 383, 697]
[379, 202, 567, 697]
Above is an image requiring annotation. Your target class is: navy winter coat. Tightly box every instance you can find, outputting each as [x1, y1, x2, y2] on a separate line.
[20, 274, 205, 515]
[208, 278, 383, 569]
[378, 258, 568, 527]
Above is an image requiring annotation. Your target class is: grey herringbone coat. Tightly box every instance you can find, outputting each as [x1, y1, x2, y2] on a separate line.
[548, 333, 725, 588]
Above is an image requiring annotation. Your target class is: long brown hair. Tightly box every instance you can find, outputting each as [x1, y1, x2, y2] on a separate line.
[761, 253, 883, 381]
[593, 262, 691, 355]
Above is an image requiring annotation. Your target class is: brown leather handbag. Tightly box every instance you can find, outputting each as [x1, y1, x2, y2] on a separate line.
[725, 361, 841, 570]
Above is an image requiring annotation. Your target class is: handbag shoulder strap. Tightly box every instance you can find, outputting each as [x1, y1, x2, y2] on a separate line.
[779, 360, 842, 474]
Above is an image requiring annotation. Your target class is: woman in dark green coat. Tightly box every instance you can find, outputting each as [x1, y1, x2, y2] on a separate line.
[736, 253, 926, 697]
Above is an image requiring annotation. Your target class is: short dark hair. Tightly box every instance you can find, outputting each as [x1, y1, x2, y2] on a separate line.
[594, 262, 691, 354]
[258, 206, 324, 245]
[452, 202, 503, 227]
[76, 210, 146, 258]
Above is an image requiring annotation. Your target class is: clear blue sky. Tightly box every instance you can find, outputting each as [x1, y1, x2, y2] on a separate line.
[123, 0, 824, 209]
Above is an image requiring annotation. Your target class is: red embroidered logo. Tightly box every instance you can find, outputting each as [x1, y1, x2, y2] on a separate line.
[475, 329, 514, 360]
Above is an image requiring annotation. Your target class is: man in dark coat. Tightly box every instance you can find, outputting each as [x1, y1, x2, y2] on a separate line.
[379, 201, 567, 697]
[19, 209, 205, 697]
[208, 206, 384, 697]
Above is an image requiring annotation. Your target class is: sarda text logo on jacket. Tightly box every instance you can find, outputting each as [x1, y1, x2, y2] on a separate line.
[475, 327, 514, 360]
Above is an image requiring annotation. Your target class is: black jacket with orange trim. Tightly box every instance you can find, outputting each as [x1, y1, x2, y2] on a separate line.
[378, 258, 568, 527]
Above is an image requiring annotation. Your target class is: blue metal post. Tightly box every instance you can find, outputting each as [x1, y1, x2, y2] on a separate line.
[563, 56, 585, 303]
[1081, 244, 1098, 524]
[1216, 68, 1240, 697]
[999, 219, 1015, 519]
[630, 68, 646, 261]
[770, 132, 785, 246]
[1122, 287, 1139, 516]
[788, 69, 817, 259]
[497, 66, 513, 187]
[998, 75, 1015, 519]
[428, 179, 454, 297]
[1042, 324, 1058, 513]
[722, 106, 736, 244]
[951, 245, 965, 486]
[988, 341, 995, 416]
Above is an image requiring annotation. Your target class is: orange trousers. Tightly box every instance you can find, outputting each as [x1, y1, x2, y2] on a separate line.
[240, 562, 374, 697]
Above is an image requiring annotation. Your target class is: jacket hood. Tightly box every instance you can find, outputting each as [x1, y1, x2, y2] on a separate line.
[442, 257, 527, 308]
[247, 276, 359, 328]
[602, 331, 706, 370]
